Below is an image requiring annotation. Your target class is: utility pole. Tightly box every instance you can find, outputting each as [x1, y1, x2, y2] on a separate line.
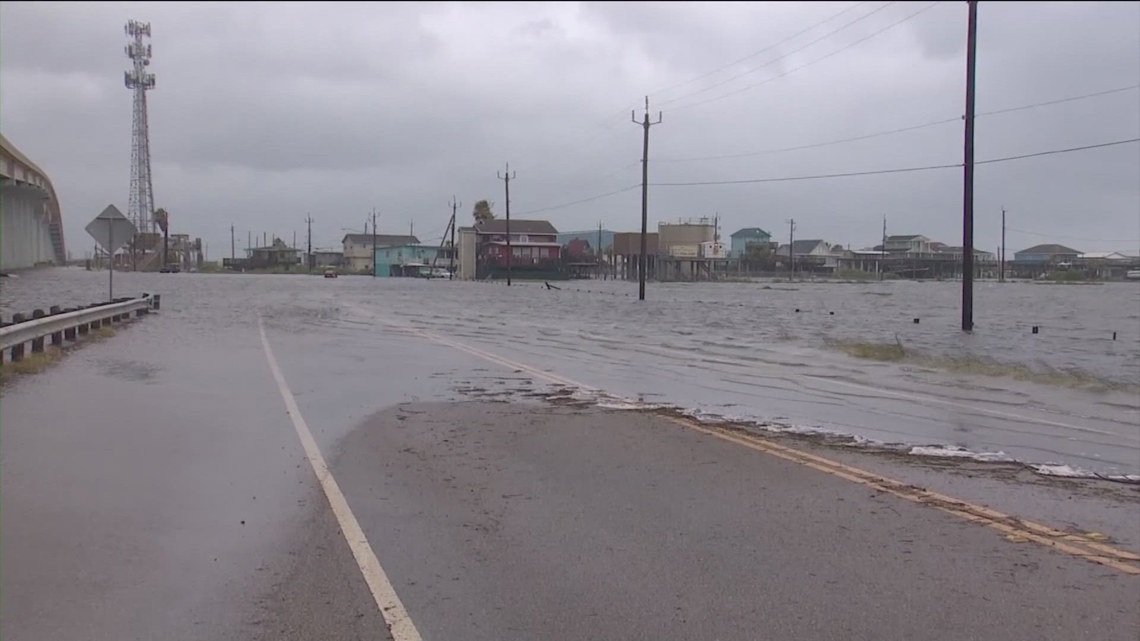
[598, 220, 604, 280]
[306, 213, 313, 272]
[449, 196, 459, 279]
[880, 215, 887, 281]
[1000, 207, 1006, 283]
[961, 0, 979, 332]
[713, 213, 719, 280]
[371, 208, 378, 278]
[497, 163, 516, 286]
[410, 221, 414, 239]
[247, 230, 251, 256]
[230, 224, 236, 262]
[787, 218, 796, 281]
[633, 96, 663, 301]
[292, 230, 296, 250]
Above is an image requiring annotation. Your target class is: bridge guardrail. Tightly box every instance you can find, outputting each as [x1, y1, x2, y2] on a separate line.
[1, 294, 159, 362]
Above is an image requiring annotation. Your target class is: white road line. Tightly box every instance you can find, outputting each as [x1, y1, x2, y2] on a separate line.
[258, 318, 424, 641]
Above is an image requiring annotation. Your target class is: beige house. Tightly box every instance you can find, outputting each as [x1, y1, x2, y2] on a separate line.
[341, 233, 419, 274]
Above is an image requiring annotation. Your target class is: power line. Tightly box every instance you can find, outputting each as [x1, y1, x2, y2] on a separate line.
[982, 84, 1139, 118]
[977, 137, 1139, 165]
[670, 2, 942, 113]
[660, 1, 899, 108]
[657, 84, 1140, 163]
[514, 184, 641, 217]
[649, 137, 1140, 186]
[651, 1, 874, 102]
[481, 138, 1139, 216]
[515, 4, 929, 186]
[528, 2, 886, 172]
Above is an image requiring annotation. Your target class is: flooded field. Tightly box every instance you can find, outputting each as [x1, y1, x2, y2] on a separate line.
[4, 267, 1138, 478]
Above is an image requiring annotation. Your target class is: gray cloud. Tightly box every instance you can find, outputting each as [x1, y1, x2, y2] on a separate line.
[2, 0, 1137, 256]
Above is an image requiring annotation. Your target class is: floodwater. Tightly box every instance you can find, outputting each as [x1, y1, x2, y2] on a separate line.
[3, 267, 1139, 477]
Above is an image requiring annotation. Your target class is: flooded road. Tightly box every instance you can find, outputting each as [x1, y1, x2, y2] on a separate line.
[4, 267, 1138, 641]
[3, 267, 1138, 477]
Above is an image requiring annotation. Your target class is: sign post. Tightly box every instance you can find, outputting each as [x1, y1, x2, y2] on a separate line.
[85, 205, 137, 301]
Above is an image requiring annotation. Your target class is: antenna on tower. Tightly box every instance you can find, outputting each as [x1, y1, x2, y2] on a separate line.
[124, 19, 157, 260]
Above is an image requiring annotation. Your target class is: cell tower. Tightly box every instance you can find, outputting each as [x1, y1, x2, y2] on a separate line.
[124, 20, 156, 238]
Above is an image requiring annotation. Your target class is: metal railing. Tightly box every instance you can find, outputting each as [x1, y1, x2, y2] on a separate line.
[1, 294, 159, 362]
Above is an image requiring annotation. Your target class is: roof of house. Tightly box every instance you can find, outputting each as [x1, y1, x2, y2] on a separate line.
[342, 233, 420, 246]
[730, 227, 771, 238]
[791, 239, 827, 253]
[1015, 243, 1081, 256]
[475, 219, 558, 235]
[886, 234, 927, 242]
[1081, 251, 1131, 260]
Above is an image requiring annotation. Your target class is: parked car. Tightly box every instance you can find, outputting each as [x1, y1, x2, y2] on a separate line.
[323, 267, 338, 279]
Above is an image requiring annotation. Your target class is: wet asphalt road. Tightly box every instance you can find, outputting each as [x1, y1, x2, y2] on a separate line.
[2, 282, 1138, 640]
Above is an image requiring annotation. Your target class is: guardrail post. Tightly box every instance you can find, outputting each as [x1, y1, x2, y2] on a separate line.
[30, 309, 46, 353]
[64, 308, 78, 341]
[49, 306, 64, 346]
[10, 313, 26, 361]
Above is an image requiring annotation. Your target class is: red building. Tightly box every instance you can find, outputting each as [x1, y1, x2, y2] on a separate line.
[475, 219, 562, 269]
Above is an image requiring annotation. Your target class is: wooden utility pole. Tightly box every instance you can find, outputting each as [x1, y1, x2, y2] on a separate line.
[247, 230, 251, 256]
[999, 207, 1006, 283]
[371, 208, 378, 278]
[449, 197, 460, 279]
[880, 215, 887, 281]
[230, 224, 236, 262]
[305, 213, 313, 272]
[633, 97, 662, 301]
[497, 163, 516, 286]
[787, 218, 796, 281]
[432, 199, 459, 279]
[961, 0, 979, 331]
[597, 220, 604, 280]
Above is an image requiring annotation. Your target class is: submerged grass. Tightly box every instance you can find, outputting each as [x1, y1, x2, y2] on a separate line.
[830, 338, 1136, 393]
[0, 347, 65, 384]
[1, 326, 118, 387]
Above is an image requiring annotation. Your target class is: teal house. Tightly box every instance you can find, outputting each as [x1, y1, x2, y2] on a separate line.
[374, 244, 443, 277]
[729, 228, 772, 258]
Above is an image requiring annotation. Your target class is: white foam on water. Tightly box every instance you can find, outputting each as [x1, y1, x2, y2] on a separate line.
[529, 382, 1139, 483]
[1032, 463, 1140, 483]
[908, 445, 1014, 463]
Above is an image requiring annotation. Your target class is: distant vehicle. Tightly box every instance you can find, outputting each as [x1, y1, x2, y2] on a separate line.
[323, 267, 338, 279]
[1127, 270, 1140, 280]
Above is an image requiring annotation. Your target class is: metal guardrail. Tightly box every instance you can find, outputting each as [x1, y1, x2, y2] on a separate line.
[1, 294, 159, 362]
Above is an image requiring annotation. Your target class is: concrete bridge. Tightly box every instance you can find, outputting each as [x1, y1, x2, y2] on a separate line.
[0, 134, 67, 271]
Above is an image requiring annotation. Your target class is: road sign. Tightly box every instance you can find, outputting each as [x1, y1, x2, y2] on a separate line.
[85, 205, 137, 255]
[86, 204, 137, 301]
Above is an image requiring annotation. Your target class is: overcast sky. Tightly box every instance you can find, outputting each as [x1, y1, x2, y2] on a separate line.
[2, 1, 1138, 258]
